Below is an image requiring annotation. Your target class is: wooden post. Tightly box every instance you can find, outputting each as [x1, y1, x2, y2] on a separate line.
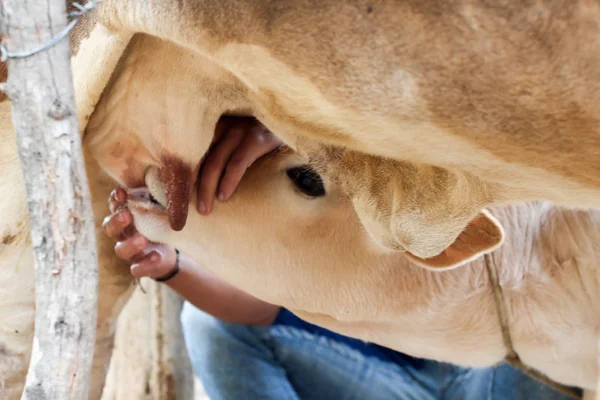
[103, 283, 197, 399]
[0, 1, 99, 399]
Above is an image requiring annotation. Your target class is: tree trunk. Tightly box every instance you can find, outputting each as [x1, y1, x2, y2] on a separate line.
[0, 1, 98, 399]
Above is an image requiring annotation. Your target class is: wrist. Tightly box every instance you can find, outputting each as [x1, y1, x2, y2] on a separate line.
[154, 249, 180, 282]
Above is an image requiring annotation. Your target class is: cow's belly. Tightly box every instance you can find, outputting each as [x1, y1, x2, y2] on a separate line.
[293, 297, 597, 390]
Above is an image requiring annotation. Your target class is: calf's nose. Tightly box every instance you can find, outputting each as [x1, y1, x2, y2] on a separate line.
[159, 155, 194, 231]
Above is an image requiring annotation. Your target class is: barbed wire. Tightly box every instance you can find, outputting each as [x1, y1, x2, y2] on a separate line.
[0, 0, 102, 62]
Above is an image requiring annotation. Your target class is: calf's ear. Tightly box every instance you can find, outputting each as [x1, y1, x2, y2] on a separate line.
[404, 209, 504, 271]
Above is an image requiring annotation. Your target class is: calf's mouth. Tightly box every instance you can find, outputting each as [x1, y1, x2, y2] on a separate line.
[126, 168, 167, 214]
[127, 187, 166, 212]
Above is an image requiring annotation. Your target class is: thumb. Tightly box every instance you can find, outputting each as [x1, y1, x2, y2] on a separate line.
[130, 246, 177, 279]
[130, 252, 160, 278]
[147, 243, 177, 268]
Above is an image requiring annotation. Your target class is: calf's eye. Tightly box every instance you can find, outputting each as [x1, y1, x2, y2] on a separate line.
[286, 166, 326, 197]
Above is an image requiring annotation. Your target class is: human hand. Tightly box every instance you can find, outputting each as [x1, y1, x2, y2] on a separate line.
[196, 116, 282, 215]
[102, 187, 178, 280]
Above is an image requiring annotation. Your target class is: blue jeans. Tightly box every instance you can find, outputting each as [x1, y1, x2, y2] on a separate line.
[180, 302, 579, 400]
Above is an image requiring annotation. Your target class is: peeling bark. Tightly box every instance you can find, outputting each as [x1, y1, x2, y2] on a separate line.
[0, 1, 98, 399]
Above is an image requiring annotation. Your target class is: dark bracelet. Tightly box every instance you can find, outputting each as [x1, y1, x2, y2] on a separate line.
[154, 249, 181, 282]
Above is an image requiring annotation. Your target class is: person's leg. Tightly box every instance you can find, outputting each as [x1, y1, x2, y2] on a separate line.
[265, 323, 438, 400]
[180, 302, 300, 400]
[181, 303, 438, 400]
[266, 310, 583, 400]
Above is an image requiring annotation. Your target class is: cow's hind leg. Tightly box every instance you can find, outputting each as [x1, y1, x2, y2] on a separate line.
[0, 101, 35, 400]
[85, 145, 135, 399]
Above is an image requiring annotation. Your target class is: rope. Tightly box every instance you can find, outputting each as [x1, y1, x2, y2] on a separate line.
[484, 253, 582, 399]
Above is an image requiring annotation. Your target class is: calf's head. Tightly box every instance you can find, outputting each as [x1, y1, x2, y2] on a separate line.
[128, 148, 505, 293]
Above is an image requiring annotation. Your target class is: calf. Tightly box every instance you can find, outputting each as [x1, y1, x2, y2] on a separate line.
[87, 0, 600, 265]
[129, 148, 599, 392]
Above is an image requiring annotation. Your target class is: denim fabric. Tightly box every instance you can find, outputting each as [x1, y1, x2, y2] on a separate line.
[180, 302, 579, 400]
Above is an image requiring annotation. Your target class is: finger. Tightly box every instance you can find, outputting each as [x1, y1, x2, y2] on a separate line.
[120, 224, 139, 241]
[114, 234, 149, 263]
[200, 116, 246, 173]
[196, 126, 245, 214]
[130, 251, 162, 279]
[218, 127, 282, 201]
[102, 209, 133, 240]
[108, 188, 127, 213]
[211, 116, 235, 144]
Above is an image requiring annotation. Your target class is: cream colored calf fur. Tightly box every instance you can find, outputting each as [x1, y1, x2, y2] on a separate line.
[130, 148, 600, 393]
[85, 0, 600, 266]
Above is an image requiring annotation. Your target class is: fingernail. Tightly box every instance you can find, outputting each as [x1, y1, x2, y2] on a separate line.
[134, 235, 146, 246]
[150, 253, 159, 263]
[217, 191, 226, 201]
[117, 211, 126, 223]
[198, 201, 207, 214]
